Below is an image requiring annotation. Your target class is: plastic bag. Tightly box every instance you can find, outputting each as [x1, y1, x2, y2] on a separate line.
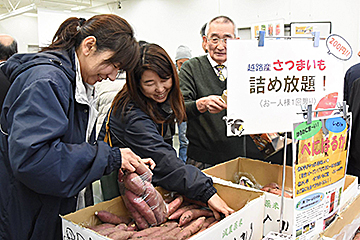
[119, 170, 168, 229]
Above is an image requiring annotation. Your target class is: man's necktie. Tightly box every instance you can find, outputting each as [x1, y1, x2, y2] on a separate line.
[215, 65, 226, 81]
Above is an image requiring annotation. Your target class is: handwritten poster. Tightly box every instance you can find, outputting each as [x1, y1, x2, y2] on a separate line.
[291, 114, 350, 239]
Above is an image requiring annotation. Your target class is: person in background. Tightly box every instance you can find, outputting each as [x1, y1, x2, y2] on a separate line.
[344, 62, 360, 104]
[174, 45, 191, 163]
[200, 23, 208, 53]
[95, 40, 149, 138]
[345, 62, 360, 178]
[0, 14, 154, 240]
[95, 72, 127, 138]
[98, 43, 234, 219]
[179, 16, 263, 170]
[0, 34, 18, 114]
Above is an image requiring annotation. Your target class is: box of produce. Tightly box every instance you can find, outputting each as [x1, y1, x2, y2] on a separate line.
[62, 182, 265, 240]
[203, 157, 358, 237]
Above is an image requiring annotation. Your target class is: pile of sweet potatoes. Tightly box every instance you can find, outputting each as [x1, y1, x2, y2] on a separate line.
[88, 188, 219, 239]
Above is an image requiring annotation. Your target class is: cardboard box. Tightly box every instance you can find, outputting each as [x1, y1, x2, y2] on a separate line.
[62, 183, 265, 240]
[320, 193, 360, 240]
[203, 157, 358, 237]
[339, 174, 358, 213]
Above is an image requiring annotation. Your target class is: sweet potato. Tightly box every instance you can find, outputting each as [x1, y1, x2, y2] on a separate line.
[115, 224, 128, 231]
[135, 162, 153, 182]
[176, 217, 206, 240]
[123, 172, 146, 196]
[260, 186, 273, 192]
[88, 223, 115, 232]
[142, 221, 179, 238]
[263, 188, 292, 198]
[107, 230, 135, 240]
[168, 204, 200, 220]
[96, 224, 127, 236]
[130, 236, 178, 240]
[131, 221, 178, 238]
[179, 208, 214, 226]
[122, 196, 149, 230]
[263, 182, 280, 189]
[125, 189, 157, 226]
[208, 219, 219, 228]
[95, 210, 131, 225]
[131, 226, 163, 238]
[126, 222, 138, 231]
[143, 181, 168, 224]
[164, 226, 182, 237]
[97, 227, 119, 236]
[167, 195, 183, 216]
[200, 217, 216, 230]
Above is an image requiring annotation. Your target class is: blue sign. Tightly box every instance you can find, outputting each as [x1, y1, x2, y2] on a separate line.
[325, 117, 346, 133]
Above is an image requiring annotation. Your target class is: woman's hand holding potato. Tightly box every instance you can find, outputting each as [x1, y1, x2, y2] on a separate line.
[207, 193, 234, 220]
[119, 148, 155, 173]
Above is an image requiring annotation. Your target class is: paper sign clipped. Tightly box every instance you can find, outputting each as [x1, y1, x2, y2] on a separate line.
[227, 38, 345, 135]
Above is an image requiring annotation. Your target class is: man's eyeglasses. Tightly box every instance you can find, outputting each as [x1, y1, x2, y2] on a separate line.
[207, 37, 234, 45]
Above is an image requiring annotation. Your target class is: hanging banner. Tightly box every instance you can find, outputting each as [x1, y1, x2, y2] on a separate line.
[291, 114, 351, 239]
[227, 37, 345, 135]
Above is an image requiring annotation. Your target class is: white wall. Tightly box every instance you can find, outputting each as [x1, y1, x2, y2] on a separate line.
[115, 0, 360, 70]
[0, 0, 359, 71]
[0, 14, 38, 53]
[37, 8, 95, 47]
[114, 0, 221, 59]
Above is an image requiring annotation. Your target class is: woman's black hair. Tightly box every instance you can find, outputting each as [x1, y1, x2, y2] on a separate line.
[41, 14, 140, 72]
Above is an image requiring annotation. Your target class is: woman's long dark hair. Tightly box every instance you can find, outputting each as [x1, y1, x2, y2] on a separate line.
[40, 14, 139, 72]
[112, 43, 186, 124]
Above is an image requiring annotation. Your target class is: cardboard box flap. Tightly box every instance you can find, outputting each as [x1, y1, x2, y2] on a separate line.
[344, 175, 357, 189]
[321, 193, 360, 239]
[204, 157, 293, 188]
[64, 195, 129, 228]
[213, 183, 263, 210]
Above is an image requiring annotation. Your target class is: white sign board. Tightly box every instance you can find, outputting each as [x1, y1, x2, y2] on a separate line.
[227, 38, 344, 135]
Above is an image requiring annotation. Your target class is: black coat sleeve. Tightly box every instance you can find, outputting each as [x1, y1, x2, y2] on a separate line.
[107, 109, 216, 203]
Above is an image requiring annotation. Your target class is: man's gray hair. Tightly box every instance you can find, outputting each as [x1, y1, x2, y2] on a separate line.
[205, 16, 237, 37]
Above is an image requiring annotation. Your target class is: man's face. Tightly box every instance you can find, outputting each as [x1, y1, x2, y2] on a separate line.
[204, 21, 235, 65]
[176, 58, 189, 71]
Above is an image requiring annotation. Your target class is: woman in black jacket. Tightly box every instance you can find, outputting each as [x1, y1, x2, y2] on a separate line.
[99, 43, 234, 219]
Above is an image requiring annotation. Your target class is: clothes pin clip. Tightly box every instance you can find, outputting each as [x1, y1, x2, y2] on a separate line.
[313, 31, 320, 47]
[306, 104, 313, 125]
[258, 30, 265, 47]
[343, 101, 347, 118]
